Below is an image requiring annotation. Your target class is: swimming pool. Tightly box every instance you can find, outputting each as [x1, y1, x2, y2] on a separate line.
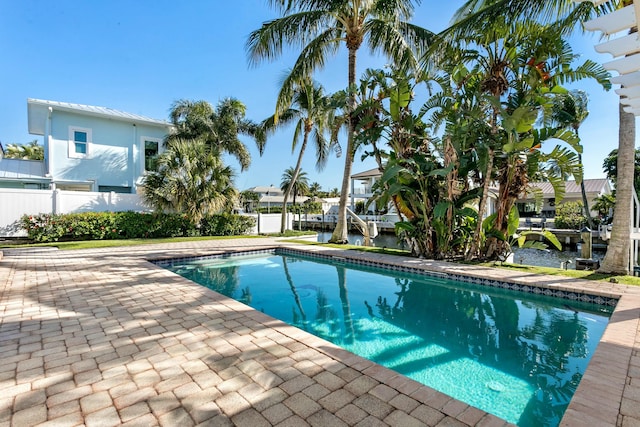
[158, 249, 613, 426]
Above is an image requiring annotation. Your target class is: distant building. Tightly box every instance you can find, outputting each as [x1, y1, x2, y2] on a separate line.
[516, 179, 612, 218]
[350, 167, 380, 213]
[1, 98, 173, 192]
[244, 185, 310, 211]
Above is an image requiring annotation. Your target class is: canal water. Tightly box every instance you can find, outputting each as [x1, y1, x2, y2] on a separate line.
[315, 232, 603, 270]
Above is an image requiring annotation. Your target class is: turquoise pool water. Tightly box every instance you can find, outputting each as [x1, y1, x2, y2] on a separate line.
[162, 252, 612, 426]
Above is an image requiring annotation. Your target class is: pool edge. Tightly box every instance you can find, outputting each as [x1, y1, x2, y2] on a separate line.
[152, 242, 640, 426]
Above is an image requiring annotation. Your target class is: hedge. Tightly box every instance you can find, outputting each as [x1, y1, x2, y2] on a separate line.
[20, 211, 255, 243]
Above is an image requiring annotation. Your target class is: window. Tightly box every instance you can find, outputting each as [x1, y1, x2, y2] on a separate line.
[142, 138, 160, 171]
[68, 127, 91, 158]
[99, 185, 132, 194]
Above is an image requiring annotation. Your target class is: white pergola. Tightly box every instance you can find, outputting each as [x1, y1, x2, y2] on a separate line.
[578, 0, 640, 112]
[577, 0, 640, 272]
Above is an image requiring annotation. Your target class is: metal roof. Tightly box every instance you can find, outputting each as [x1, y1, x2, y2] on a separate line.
[27, 98, 172, 135]
[0, 158, 49, 181]
[247, 186, 283, 194]
[527, 179, 611, 198]
[351, 167, 382, 179]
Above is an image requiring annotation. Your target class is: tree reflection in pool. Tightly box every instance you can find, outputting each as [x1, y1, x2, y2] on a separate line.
[165, 253, 611, 426]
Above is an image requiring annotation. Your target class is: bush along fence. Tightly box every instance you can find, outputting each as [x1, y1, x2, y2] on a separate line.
[21, 211, 256, 243]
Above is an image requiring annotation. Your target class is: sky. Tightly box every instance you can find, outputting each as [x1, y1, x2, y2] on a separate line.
[0, 1, 634, 192]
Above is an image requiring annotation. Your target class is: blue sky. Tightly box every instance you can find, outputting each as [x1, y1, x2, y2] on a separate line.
[0, 1, 633, 192]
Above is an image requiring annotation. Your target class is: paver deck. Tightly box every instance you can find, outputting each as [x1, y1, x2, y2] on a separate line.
[0, 238, 639, 427]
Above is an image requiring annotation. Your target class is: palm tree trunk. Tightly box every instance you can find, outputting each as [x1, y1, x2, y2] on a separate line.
[598, 103, 634, 274]
[280, 131, 310, 233]
[330, 47, 358, 243]
[466, 148, 494, 261]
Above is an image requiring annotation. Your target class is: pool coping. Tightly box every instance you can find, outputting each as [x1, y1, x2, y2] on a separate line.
[151, 242, 640, 426]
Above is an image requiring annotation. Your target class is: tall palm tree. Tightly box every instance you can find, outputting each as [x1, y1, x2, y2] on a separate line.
[142, 138, 237, 224]
[247, 0, 433, 243]
[168, 98, 265, 172]
[281, 166, 310, 207]
[601, 104, 635, 273]
[551, 90, 594, 229]
[261, 79, 335, 233]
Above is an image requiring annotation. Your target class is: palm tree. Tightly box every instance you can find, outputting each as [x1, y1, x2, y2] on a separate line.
[430, 14, 609, 260]
[592, 193, 615, 222]
[261, 79, 335, 233]
[4, 140, 44, 160]
[602, 148, 640, 202]
[247, 0, 433, 243]
[141, 138, 237, 224]
[168, 98, 264, 172]
[551, 90, 594, 229]
[449, 0, 632, 277]
[448, 0, 611, 39]
[281, 166, 310, 207]
[309, 182, 322, 198]
[601, 104, 635, 273]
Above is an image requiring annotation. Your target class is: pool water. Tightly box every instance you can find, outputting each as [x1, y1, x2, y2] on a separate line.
[163, 252, 612, 426]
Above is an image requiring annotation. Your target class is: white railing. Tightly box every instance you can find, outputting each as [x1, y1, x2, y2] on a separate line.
[350, 187, 373, 195]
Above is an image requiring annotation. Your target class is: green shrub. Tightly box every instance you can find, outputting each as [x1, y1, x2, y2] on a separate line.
[21, 211, 255, 242]
[200, 213, 255, 236]
[554, 202, 586, 230]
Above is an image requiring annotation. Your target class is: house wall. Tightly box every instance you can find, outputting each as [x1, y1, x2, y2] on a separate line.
[519, 192, 603, 217]
[47, 110, 167, 192]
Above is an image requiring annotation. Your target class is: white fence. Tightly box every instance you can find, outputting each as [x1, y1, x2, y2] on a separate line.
[244, 213, 293, 235]
[0, 189, 294, 238]
[0, 189, 150, 237]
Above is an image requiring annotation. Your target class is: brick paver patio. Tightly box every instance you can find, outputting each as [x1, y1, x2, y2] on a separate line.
[0, 238, 638, 426]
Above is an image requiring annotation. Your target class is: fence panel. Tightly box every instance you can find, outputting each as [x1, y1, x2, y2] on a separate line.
[0, 189, 151, 238]
[0, 189, 55, 237]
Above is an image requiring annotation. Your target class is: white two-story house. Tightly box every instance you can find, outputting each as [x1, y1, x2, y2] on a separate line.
[25, 98, 173, 193]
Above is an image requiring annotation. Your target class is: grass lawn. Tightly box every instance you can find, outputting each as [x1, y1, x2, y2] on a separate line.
[480, 261, 640, 286]
[0, 235, 266, 251]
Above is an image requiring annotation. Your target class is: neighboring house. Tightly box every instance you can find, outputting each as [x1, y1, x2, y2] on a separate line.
[516, 179, 612, 218]
[245, 185, 309, 210]
[20, 98, 173, 193]
[350, 167, 380, 213]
